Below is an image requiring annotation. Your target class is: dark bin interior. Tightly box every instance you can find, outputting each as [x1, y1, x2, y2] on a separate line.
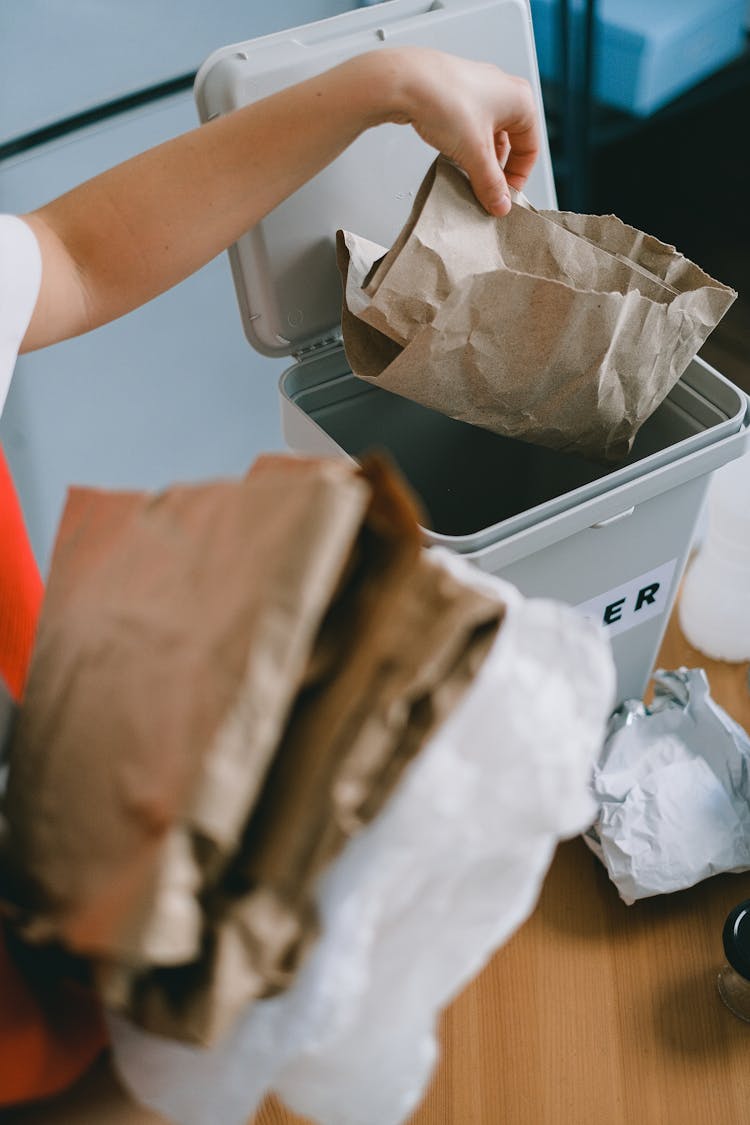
[288, 359, 736, 540]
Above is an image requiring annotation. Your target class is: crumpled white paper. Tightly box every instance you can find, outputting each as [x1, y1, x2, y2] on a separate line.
[585, 667, 750, 905]
[109, 549, 614, 1125]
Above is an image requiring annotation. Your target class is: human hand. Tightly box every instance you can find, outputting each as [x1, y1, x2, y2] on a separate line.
[365, 47, 540, 217]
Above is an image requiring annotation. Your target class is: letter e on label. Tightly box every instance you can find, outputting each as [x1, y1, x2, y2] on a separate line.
[603, 598, 626, 625]
[575, 559, 678, 638]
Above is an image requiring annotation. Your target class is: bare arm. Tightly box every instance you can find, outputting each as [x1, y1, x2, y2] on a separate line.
[21, 47, 539, 352]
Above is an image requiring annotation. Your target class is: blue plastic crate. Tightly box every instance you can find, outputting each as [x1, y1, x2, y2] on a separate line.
[530, 0, 747, 116]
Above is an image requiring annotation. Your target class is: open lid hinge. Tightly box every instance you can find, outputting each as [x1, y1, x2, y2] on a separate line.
[291, 330, 344, 364]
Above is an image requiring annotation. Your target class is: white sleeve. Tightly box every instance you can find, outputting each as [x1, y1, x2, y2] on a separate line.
[0, 214, 43, 419]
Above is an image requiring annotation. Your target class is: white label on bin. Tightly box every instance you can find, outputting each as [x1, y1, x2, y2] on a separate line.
[575, 558, 678, 639]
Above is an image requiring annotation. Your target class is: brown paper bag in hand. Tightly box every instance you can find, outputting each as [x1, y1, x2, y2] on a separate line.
[124, 461, 504, 1045]
[1, 457, 373, 966]
[1, 452, 504, 1047]
[338, 156, 736, 462]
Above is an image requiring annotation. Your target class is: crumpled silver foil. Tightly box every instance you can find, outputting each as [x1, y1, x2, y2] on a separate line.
[585, 667, 750, 904]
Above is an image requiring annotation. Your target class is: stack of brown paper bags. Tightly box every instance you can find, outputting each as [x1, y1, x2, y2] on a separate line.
[0, 453, 504, 1045]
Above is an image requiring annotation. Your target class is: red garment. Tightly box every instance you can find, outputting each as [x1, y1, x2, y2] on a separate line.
[0, 445, 107, 1106]
[0, 446, 42, 699]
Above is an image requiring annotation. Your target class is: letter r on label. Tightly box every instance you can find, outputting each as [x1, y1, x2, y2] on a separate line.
[634, 582, 660, 611]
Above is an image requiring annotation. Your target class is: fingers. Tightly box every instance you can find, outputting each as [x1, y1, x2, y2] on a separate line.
[461, 148, 511, 217]
[460, 76, 540, 214]
[495, 77, 541, 192]
[383, 48, 541, 214]
[495, 130, 511, 169]
[503, 121, 541, 191]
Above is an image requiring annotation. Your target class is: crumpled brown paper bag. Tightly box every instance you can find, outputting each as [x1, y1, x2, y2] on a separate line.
[126, 539, 500, 1045]
[0, 453, 504, 1045]
[1, 457, 372, 962]
[337, 156, 737, 462]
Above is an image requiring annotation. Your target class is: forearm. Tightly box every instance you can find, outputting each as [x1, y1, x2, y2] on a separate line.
[19, 47, 539, 352]
[21, 52, 396, 351]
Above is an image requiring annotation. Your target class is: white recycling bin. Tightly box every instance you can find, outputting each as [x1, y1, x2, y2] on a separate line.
[195, 0, 750, 704]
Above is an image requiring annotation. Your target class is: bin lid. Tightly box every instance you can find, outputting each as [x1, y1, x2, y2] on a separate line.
[194, 0, 556, 360]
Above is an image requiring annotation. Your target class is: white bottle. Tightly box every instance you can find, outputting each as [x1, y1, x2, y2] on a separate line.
[678, 451, 750, 661]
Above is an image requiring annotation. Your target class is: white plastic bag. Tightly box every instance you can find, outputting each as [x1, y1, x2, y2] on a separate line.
[109, 550, 614, 1125]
